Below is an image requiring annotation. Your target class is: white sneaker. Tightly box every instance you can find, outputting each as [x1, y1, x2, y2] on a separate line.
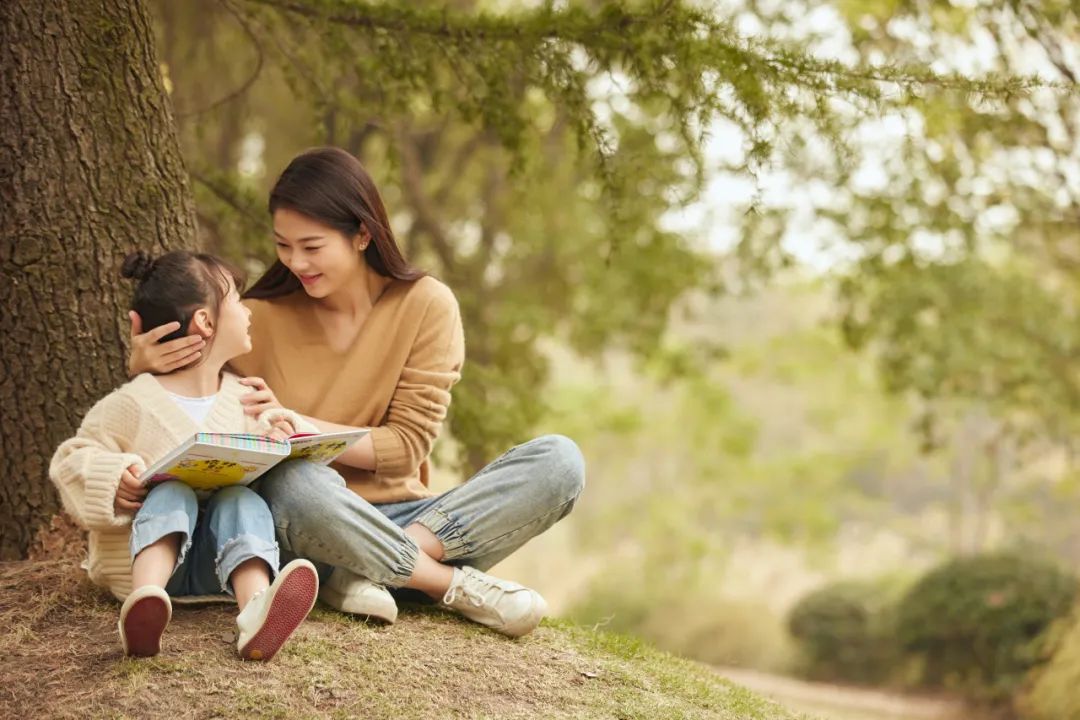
[236, 559, 318, 661]
[440, 566, 548, 638]
[319, 567, 398, 623]
[119, 585, 172, 657]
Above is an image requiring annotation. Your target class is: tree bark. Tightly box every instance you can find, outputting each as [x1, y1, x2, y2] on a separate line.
[0, 0, 195, 559]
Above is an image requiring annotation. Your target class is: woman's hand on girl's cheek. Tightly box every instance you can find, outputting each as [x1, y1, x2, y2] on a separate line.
[128, 311, 204, 376]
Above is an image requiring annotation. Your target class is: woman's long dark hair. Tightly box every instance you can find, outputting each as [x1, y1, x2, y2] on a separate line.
[244, 146, 425, 300]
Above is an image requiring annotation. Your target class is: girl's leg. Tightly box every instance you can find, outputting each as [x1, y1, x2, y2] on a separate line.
[194, 485, 318, 661]
[187, 484, 279, 600]
[129, 480, 199, 584]
[131, 534, 182, 589]
[231, 557, 271, 611]
[122, 480, 198, 657]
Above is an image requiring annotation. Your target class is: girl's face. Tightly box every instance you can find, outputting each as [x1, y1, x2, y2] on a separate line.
[193, 276, 252, 362]
[272, 208, 367, 300]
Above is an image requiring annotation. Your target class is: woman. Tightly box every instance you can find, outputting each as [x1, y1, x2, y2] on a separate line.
[129, 146, 585, 638]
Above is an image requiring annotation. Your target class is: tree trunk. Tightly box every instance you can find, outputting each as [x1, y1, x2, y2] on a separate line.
[0, 0, 196, 559]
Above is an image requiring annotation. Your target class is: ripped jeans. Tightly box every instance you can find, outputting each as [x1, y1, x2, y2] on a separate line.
[129, 480, 280, 596]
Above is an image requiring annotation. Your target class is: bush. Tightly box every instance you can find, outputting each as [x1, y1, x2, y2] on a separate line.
[895, 553, 1077, 701]
[1020, 605, 1080, 720]
[786, 580, 901, 684]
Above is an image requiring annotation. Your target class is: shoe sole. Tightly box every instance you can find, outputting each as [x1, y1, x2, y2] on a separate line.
[122, 595, 170, 657]
[239, 564, 318, 662]
[319, 585, 398, 624]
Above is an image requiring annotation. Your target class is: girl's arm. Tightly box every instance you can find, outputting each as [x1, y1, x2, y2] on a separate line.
[49, 394, 146, 530]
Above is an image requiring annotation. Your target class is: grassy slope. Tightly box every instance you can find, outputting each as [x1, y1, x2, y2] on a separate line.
[0, 560, 804, 720]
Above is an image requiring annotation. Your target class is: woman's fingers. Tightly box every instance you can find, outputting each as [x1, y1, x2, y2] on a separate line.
[129, 311, 144, 337]
[144, 321, 184, 343]
[243, 401, 279, 416]
[239, 376, 267, 390]
[240, 390, 275, 407]
[240, 389, 272, 402]
[160, 334, 205, 357]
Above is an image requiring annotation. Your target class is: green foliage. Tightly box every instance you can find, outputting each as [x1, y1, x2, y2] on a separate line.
[732, 0, 1080, 568]
[1021, 605, 1080, 720]
[895, 553, 1078, 701]
[787, 579, 903, 684]
[152, 0, 1057, 476]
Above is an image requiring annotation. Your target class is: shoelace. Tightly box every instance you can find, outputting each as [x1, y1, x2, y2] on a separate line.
[445, 580, 488, 608]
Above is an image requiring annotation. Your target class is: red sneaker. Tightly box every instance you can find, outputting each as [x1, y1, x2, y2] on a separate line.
[119, 585, 172, 657]
[236, 559, 318, 661]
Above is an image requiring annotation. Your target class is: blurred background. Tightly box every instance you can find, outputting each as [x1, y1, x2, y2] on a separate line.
[150, 1, 1080, 718]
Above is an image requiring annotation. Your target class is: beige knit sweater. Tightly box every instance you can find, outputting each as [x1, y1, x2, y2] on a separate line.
[231, 269, 466, 503]
[49, 372, 314, 601]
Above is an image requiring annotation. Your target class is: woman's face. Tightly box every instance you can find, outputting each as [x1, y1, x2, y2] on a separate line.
[272, 208, 365, 299]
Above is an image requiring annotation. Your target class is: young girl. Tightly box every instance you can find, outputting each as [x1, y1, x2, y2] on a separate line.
[50, 250, 320, 660]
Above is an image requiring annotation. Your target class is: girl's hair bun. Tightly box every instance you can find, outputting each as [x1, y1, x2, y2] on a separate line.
[121, 250, 156, 281]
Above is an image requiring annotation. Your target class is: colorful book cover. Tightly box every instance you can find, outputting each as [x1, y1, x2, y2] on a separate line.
[143, 430, 368, 492]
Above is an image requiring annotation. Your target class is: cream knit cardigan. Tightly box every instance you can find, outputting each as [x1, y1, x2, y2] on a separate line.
[49, 372, 316, 601]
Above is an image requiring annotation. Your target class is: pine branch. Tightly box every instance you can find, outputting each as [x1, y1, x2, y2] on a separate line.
[241, 0, 1066, 96]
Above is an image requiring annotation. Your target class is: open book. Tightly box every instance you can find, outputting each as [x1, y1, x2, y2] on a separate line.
[142, 429, 369, 492]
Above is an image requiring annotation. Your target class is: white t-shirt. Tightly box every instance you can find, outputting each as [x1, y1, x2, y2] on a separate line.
[167, 391, 217, 425]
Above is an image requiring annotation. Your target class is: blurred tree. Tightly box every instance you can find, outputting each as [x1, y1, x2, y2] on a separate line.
[734, 0, 1080, 554]
[0, 0, 1048, 557]
[152, 0, 1046, 473]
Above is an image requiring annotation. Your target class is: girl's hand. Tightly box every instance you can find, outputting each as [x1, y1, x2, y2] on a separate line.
[128, 311, 205, 376]
[114, 465, 148, 514]
[264, 418, 295, 442]
[239, 377, 282, 417]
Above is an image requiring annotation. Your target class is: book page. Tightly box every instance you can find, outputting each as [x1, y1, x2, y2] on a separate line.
[287, 429, 370, 465]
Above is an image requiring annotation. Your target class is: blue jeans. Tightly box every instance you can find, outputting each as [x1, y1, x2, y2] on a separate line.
[253, 435, 585, 587]
[129, 481, 280, 596]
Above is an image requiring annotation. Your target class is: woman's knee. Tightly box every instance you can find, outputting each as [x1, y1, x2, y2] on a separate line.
[534, 434, 586, 504]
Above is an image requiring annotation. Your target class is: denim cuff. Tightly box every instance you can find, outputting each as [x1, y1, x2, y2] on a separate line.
[415, 507, 471, 561]
[386, 534, 421, 586]
[130, 510, 193, 574]
[215, 534, 280, 596]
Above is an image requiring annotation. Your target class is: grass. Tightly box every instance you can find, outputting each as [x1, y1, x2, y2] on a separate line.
[0, 560, 806, 719]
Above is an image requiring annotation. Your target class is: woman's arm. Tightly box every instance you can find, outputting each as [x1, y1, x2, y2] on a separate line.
[297, 414, 377, 471]
[236, 379, 376, 469]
